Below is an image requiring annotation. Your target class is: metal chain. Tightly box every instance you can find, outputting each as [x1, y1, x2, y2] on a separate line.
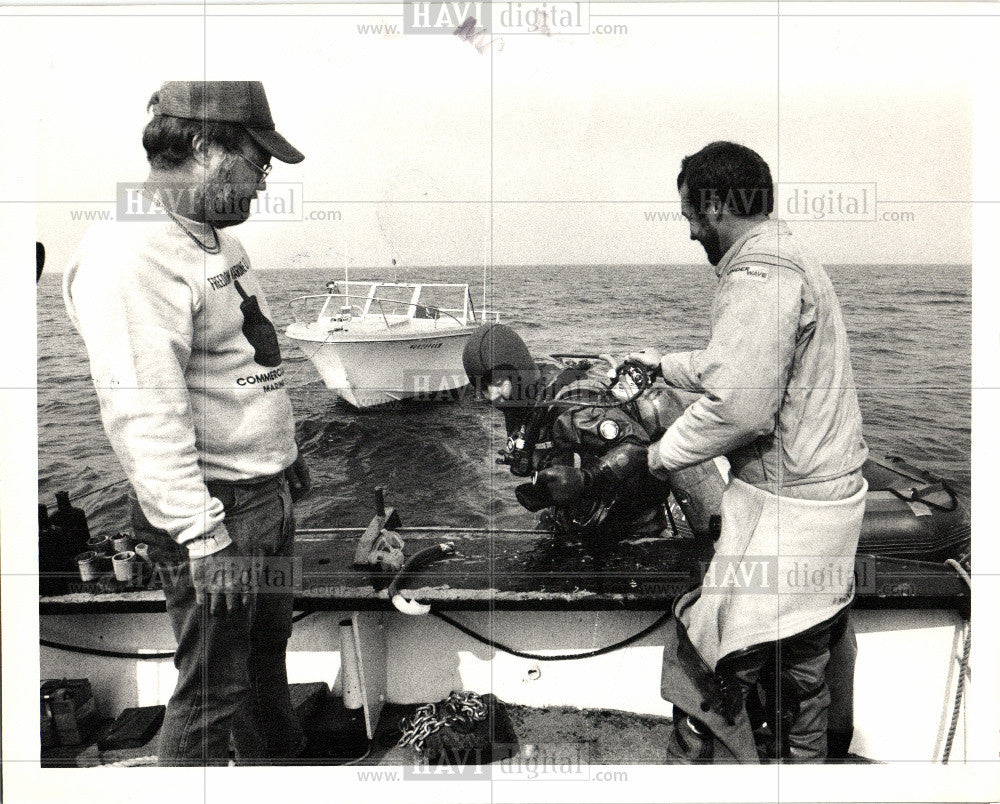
[398, 691, 488, 755]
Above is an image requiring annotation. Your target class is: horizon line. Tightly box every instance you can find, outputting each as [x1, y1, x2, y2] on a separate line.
[38, 261, 973, 276]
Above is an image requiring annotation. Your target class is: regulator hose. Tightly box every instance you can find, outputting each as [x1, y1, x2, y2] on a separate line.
[540, 359, 660, 411]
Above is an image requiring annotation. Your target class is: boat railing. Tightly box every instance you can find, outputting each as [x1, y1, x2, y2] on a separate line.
[289, 293, 469, 330]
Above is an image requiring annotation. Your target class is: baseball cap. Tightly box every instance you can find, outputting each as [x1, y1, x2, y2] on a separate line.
[149, 81, 304, 164]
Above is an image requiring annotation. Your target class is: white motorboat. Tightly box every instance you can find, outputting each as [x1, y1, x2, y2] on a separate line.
[285, 281, 500, 409]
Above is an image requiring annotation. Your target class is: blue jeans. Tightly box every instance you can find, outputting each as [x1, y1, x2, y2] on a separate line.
[130, 474, 304, 766]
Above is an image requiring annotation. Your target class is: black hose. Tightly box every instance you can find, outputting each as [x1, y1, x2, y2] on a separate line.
[39, 610, 317, 660]
[41, 605, 669, 666]
[389, 540, 672, 658]
[39, 639, 175, 660]
[432, 610, 673, 661]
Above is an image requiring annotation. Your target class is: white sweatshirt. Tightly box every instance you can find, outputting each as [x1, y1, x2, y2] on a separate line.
[64, 216, 297, 557]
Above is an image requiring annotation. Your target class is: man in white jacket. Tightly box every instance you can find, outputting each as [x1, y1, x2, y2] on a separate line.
[64, 81, 309, 765]
[630, 141, 868, 761]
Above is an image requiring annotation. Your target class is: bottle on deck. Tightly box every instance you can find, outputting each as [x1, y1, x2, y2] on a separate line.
[39, 503, 68, 595]
[46, 491, 92, 593]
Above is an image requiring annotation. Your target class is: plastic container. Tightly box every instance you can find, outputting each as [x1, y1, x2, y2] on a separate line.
[86, 536, 111, 557]
[76, 551, 100, 582]
[112, 532, 132, 553]
[112, 551, 137, 583]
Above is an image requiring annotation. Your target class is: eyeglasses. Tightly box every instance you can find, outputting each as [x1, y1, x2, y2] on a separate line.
[237, 152, 272, 182]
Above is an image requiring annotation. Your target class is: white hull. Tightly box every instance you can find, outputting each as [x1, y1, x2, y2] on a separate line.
[286, 325, 475, 408]
[40, 606, 972, 763]
[286, 280, 498, 409]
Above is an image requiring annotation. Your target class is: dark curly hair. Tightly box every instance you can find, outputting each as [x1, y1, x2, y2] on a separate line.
[142, 91, 246, 169]
[677, 141, 774, 218]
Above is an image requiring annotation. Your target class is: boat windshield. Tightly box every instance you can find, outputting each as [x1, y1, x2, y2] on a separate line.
[412, 285, 470, 323]
[291, 282, 499, 329]
[328, 282, 467, 323]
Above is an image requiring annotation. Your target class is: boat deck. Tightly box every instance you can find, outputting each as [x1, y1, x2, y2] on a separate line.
[43, 685, 878, 768]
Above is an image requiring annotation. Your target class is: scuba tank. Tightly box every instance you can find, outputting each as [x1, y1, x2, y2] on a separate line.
[598, 357, 726, 539]
[632, 385, 726, 540]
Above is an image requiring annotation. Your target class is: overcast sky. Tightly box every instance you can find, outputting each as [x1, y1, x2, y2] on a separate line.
[11, 6, 981, 272]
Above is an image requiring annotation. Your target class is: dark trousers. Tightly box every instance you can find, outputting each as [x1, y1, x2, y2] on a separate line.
[667, 608, 854, 763]
[718, 608, 852, 762]
[131, 475, 304, 766]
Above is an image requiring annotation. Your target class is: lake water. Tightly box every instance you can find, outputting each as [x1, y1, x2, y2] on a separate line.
[37, 262, 971, 538]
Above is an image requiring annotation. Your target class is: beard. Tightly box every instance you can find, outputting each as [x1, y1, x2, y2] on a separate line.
[202, 159, 257, 227]
[700, 226, 724, 266]
[205, 182, 256, 228]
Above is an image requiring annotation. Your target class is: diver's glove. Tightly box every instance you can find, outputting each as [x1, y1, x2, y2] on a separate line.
[623, 349, 663, 375]
[536, 443, 651, 507]
[518, 443, 652, 512]
[535, 466, 591, 506]
[591, 442, 650, 488]
[515, 480, 554, 512]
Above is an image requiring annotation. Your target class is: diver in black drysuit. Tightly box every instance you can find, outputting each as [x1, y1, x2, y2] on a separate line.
[463, 323, 857, 763]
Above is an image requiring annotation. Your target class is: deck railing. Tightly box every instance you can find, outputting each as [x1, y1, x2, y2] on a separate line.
[289, 287, 499, 330]
[289, 293, 469, 330]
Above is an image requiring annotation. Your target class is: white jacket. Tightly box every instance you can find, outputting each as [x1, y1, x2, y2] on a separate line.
[650, 220, 868, 493]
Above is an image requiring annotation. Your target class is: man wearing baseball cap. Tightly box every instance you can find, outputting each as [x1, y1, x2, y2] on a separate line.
[64, 82, 310, 765]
